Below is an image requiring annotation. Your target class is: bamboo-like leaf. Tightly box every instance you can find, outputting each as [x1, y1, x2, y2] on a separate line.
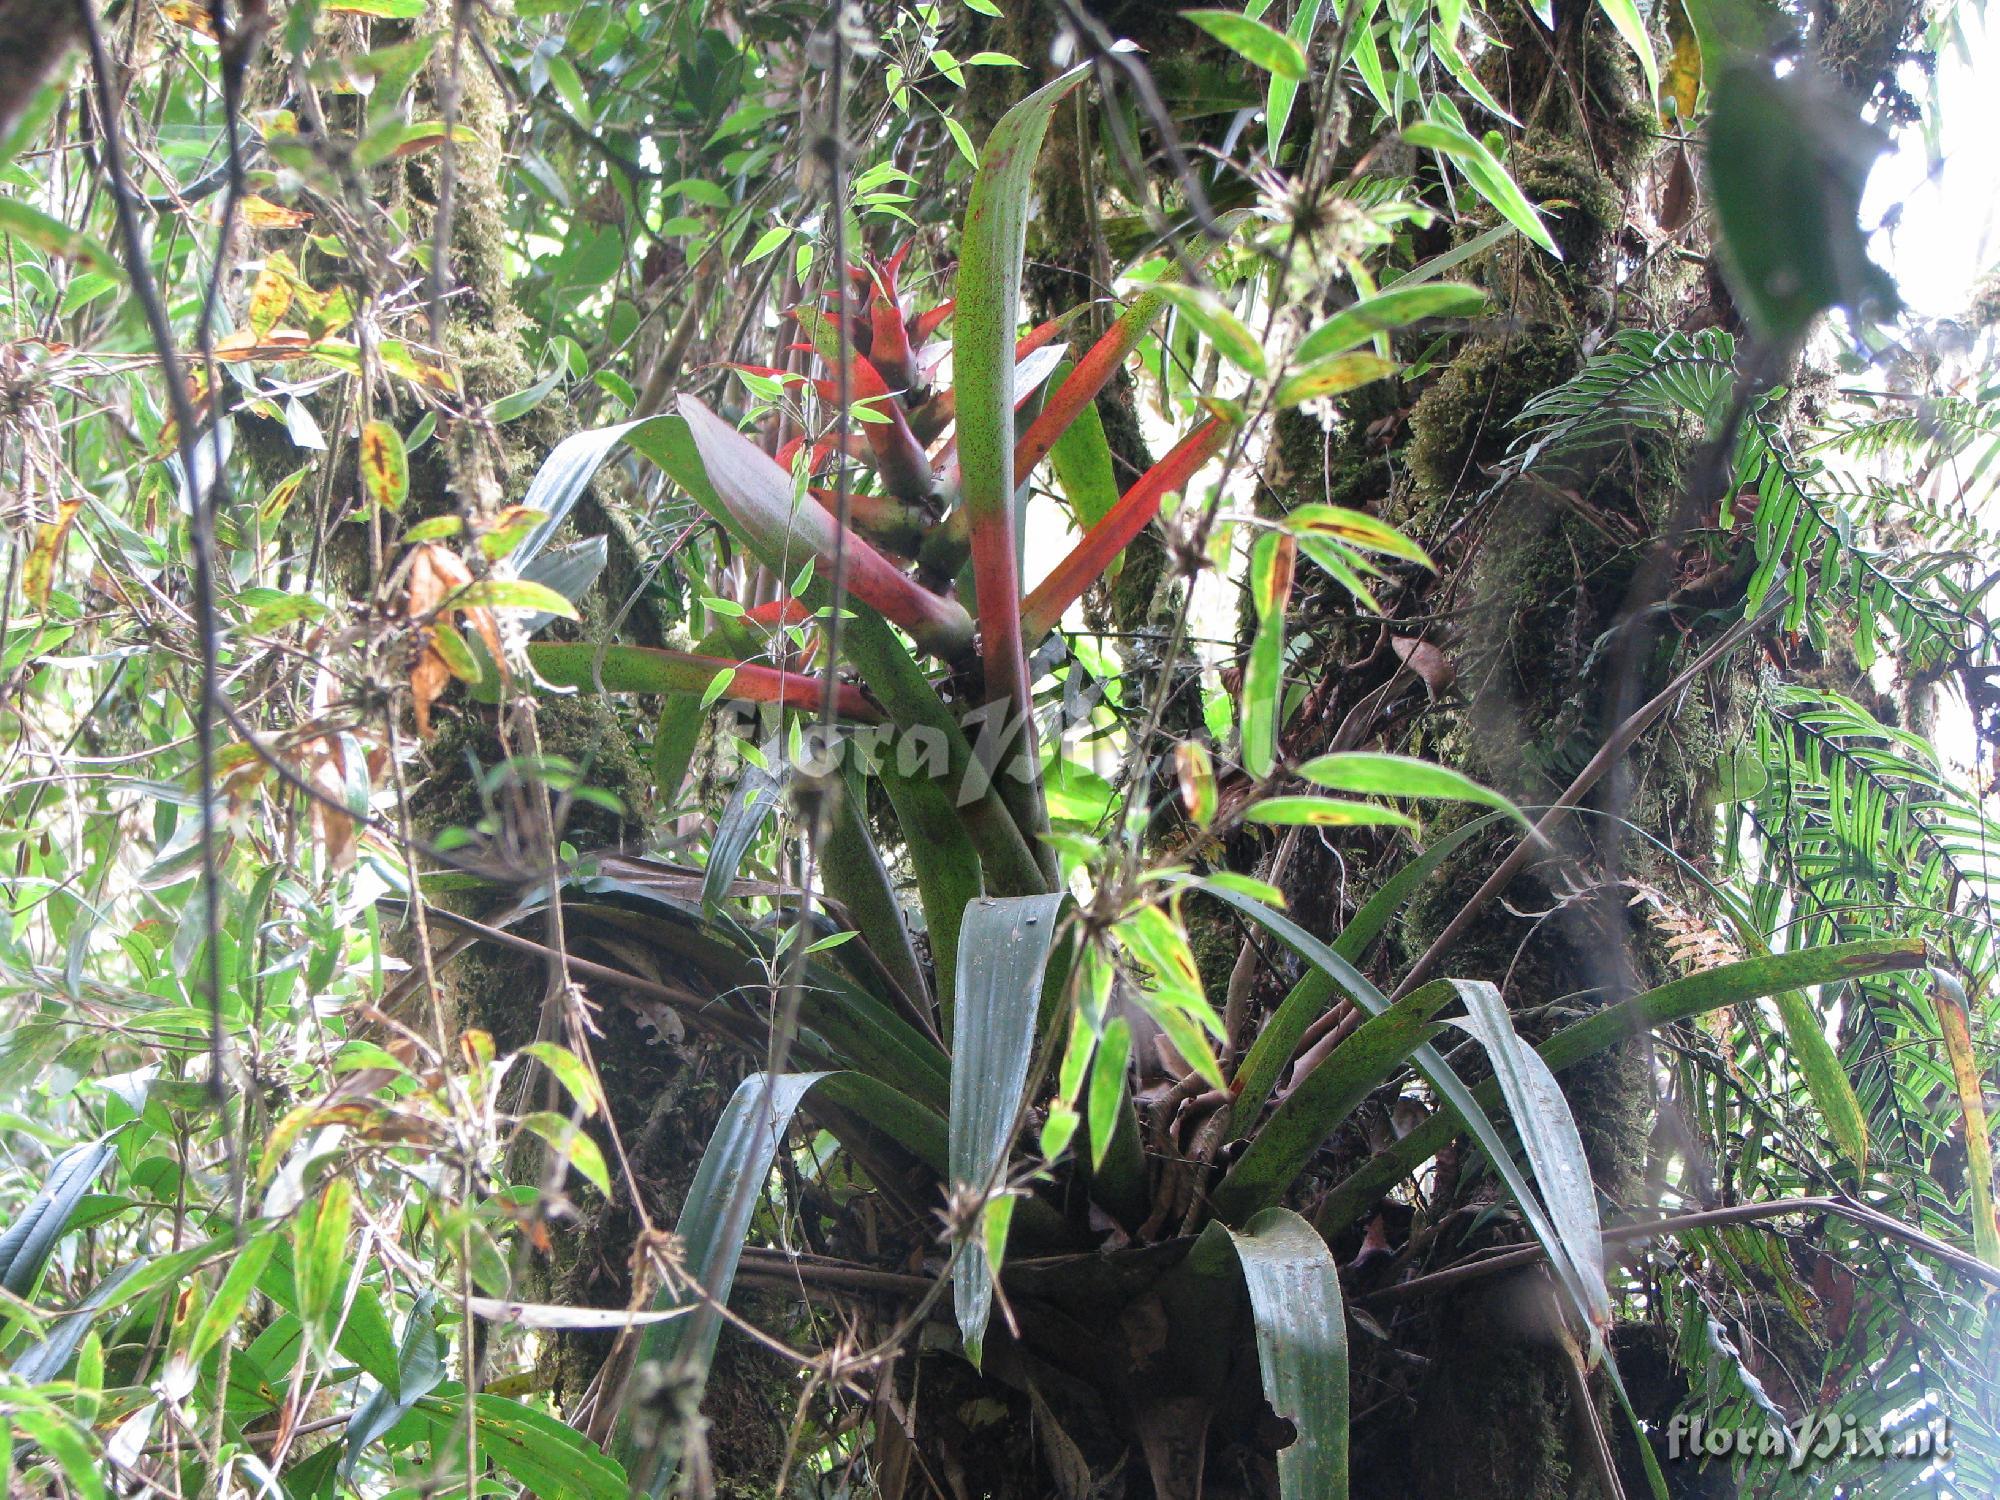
[1294, 752, 1530, 828]
[359, 420, 408, 511]
[1294, 284, 1488, 365]
[1275, 353, 1400, 409]
[951, 893, 1069, 1366]
[1220, 1209, 1349, 1500]
[1242, 531, 1296, 779]
[1184, 9, 1309, 79]
[1316, 937, 1928, 1231]
[1154, 282, 1269, 377]
[341, 1293, 447, 1477]
[1244, 797, 1417, 829]
[1403, 113, 1560, 259]
[1266, 0, 1327, 153]
[0, 196, 119, 275]
[1021, 416, 1233, 642]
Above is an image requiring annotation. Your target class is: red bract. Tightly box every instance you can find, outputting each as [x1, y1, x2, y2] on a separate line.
[694, 241, 1234, 707]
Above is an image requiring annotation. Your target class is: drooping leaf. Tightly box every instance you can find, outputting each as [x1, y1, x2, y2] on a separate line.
[950, 893, 1069, 1365]
[1934, 973, 2000, 1267]
[1449, 979, 1611, 1348]
[1220, 1209, 1349, 1500]
[1266, 0, 1327, 153]
[1153, 282, 1269, 377]
[1771, 983, 1869, 1176]
[1403, 113, 1560, 259]
[1317, 937, 1928, 1230]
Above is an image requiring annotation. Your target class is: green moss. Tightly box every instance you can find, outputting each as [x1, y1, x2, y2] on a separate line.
[1404, 336, 1580, 510]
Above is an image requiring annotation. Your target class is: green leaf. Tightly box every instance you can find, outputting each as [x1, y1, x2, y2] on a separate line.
[1183, 9, 1310, 79]
[1294, 752, 1530, 828]
[1188, 879, 1609, 1344]
[520, 1111, 613, 1196]
[419, 1391, 627, 1500]
[1242, 531, 1295, 777]
[952, 58, 1093, 787]
[0, 197, 119, 276]
[1229, 814, 1510, 1127]
[0, 1141, 115, 1297]
[186, 1233, 279, 1365]
[613, 1072, 825, 1493]
[950, 893, 1070, 1366]
[1450, 979, 1610, 1346]
[1154, 282, 1269, 377]
[1244, 797, 1418, 829]
[1088, 1017, 1133, 1171]
[1403, 116, 1560, 259]
[1275, 353, 1400, 408]
[1266, 0, 1327, 154]
[1295, 284, 1488, 365]
[1316, 937, 1928, 1231]
[1593, 0, 1662, 108]
[359, 420, 409, 511]
[291, 1177, 355, 1350]
[341, 1293, 447, 1477]
[1772, 986, 1869, 1175]
[1220, 1209, 1349, 1500]
[1213, 981, 1456, 1224]
[446, 578, 580, 618]
[1705, 59, 1897, 340]
[516, 1041, 606, 1117]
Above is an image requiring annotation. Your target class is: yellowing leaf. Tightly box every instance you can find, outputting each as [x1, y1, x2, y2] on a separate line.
[24, 497, 85, 606]
[359, 420, 409, 511]
[247, 252, 295, 338]
[241, 196, 314, 229]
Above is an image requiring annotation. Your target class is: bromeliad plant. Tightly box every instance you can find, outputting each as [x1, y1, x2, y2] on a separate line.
[418, 66, 1940, 1500]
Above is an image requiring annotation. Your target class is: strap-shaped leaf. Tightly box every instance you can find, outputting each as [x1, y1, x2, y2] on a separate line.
[702, 755, 788, 913]
[1449, 979, 1610, 1340]
[615, 1069, 946, 1492]
[950, 892, 1069, 1366]
[1230, 812, 1510, 1127]
[1187, 878, 1606, 1346]
[1316, 936, 1929, 1230]
[341, 1292, 447, 1478]
[678, 395, 975, 660]
[953, 61, 1092, 745]
[0, 1141, 115, 1297]
[1212, 981, 1456, 1225]
[1220, 1209, 1349, 1500]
